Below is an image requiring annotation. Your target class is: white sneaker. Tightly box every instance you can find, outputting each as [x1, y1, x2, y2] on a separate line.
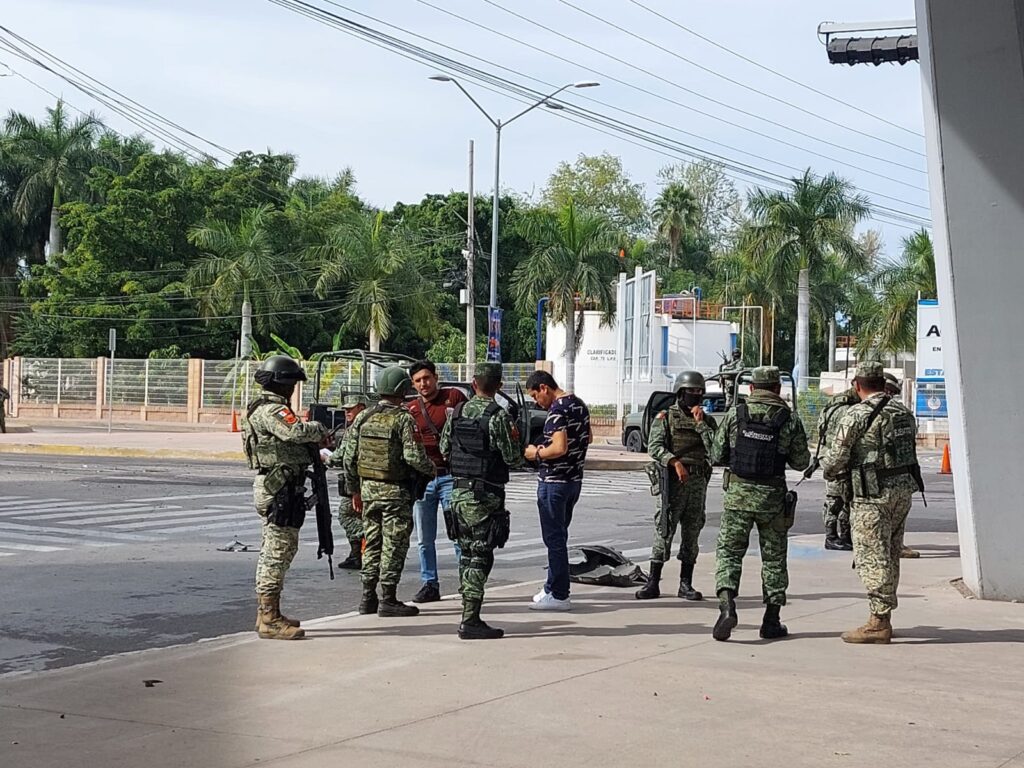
[529, 592, 572, 611]
[532, 588, 548, 603]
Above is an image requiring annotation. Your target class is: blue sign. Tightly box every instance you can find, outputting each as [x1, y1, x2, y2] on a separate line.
[486, 307, 502, 362]
[915, 380, 947, 418]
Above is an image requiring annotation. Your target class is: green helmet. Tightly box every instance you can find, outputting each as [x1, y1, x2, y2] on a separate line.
[376, 366, 413, 397]
[672, 370, 706, 393]
[883, 372, 901, 394]
[256, 355, 306, 385]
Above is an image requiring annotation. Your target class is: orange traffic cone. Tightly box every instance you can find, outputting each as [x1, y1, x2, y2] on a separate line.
[230, 410, 240, 433]
[939, 443, 952, 475]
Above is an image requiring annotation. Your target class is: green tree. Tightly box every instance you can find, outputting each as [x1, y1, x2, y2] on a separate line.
[542, 152, 648, 234]
[512, 200, 620, 391]
[659, 160, 743, 252]
[745, 170, 869, 387]
[3, 100, 102, 263]
[652, 182, 699, 269]
[186, 204, 295, 357]
[311, 211, 437, 352]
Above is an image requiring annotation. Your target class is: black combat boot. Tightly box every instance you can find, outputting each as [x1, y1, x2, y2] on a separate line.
[358, 583, 379, 615]
[337, 540, 362, 570]
[677, 562, 704, 601]
[824, 521, 844, 550]
[412, 581, 442, 604]
[759, 603, 788, 640]
[712, 589, 738, 641]
[378, 584, 420, 617]
[837, 522, 854, 551]
[458, 598, 504, 640]
[634, 561, 663, 600]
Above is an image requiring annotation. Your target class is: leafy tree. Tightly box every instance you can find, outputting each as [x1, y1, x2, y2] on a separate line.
[745, 170, 869, 387]
[3, 100, 103, 262]
[311, 211, 437, 352]
[542, 152, 648, 235]
[659, 160, 743, 252]
[186, 204, 296, 357]
[512, 201, 620, 391]
[652, 182, 699, 269]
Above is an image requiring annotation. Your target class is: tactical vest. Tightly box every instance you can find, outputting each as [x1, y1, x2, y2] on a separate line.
[356, 407, 405, 483]
[448, 401, 510, 486]
[243, 396, 290, 471]
[667, 407, 707, 463]
[730, 403, 790, 480]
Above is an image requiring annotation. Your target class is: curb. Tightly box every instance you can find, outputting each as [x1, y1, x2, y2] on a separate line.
[584, 457, 647, 472]
[0, 443, 245, 462]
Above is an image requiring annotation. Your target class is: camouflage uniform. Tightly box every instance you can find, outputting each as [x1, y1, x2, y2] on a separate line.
[711, 384, 810, 606]
[817, 389, 859, 544]
[822, 365, 919, 623]
[440, 394, 523, 603]
[646, 405, 716, 566]
[327, 397, 368, 554]
[343, 402, 433, 593]
[242, 393, 327, 598]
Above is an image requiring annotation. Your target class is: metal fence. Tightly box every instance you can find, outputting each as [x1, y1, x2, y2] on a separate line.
[110, 359, 189, 406]
[18, 358, 98, 405]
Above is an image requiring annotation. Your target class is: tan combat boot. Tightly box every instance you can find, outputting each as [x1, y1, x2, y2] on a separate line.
[841, 613, 892, 644]
[254, 596, 300, 631]
[257, 595, 305, 640]
[900, 545, 920, 558]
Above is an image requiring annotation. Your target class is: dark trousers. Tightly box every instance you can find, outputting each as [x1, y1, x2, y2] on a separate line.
[536, 479, 581, 600]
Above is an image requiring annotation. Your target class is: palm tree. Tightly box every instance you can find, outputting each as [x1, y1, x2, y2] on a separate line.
[856, 229, 936, 360]
[652, 182, 699, 269]
[512, 200, 620, 392]
[3, 100, 102, 262]
[745, 170, 870, 388]
[186, 205, 293, 357]
[310, 211, 436, 352]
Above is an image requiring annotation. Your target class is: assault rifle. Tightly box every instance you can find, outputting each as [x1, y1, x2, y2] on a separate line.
[307, 441, 336, 580]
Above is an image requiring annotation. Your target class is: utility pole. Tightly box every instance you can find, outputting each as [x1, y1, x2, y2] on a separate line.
[465, 140, 476, 368]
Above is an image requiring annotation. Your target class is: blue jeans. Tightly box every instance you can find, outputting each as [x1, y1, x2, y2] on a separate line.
[537, 479, 582, 600]
[413, 475, 460, 586]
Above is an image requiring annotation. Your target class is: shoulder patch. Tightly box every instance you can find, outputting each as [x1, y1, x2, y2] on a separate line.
[275, 407, 297, 425]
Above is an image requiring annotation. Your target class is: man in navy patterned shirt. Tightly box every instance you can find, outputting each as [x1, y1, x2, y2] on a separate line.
[524, 370, 592, 611]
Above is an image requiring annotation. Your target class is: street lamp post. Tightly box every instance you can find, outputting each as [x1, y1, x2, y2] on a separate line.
[430, 76, 600, 339]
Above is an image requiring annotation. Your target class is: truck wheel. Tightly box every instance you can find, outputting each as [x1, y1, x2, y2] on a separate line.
[625, 429, 643, 453]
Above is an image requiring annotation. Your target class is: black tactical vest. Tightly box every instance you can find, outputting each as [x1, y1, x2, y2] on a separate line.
[449, 401, 510, 486]
[730, 403, 790, 480]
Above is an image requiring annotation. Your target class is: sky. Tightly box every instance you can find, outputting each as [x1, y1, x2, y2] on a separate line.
[0, 0, 926, 256]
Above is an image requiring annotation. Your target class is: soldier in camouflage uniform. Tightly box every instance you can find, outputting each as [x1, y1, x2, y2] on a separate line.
[635, 370, 716, 602]
[328, 394, 368, 570]
[710, 366, 810, 642]
[823, 361, 921, 644]
[440, 362, 523, 640]
[242, 355, 329, 641]
[719, 349, 744, 406]
[815, 387, 859, 550]
[343, 366, 434, 617]
[884, 372, 920, 560]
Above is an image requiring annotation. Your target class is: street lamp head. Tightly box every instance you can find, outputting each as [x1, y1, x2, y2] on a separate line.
[429, 74, 453, 82]
[544, 101, 565, 110]
[572, 80, 600, 88]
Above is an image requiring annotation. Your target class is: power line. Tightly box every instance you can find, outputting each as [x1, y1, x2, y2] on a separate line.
[472, 0, 926, 166]
[625, 0, 924, 140]
[270, 0, 930, 230]
[555, 0, 924, 155]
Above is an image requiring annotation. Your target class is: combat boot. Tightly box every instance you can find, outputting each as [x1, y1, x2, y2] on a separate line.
[256, 595, 305, 640]
[759, 603, 788, 640]
[900, 545, 920, 558]
[378, 584, 420, 617]
[458, 598, 504, 640]
[824, 521, 845, 550]
[634, 561, 663, 600]
[337, 540, 362, 570]
[254, 595, 300, 631]
[841, 613, 892, 644]
[677, 562, 704, 601]
[358, 583, 379, 615]
[712, 589, 738, 641]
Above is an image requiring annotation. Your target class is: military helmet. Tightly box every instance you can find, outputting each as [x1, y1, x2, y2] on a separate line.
[672, 370, 706, 393]
[256, 355, 307, 383]
[376, 365, 413, 397]
[731, 348, 741, 358]
[883, 372, 901, 394]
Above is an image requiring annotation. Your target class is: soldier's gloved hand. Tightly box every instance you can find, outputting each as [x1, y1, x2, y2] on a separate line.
[670, 458, 689, 484]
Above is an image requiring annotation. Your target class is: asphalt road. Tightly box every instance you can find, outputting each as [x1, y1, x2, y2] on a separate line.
[0, 452, 955, 676]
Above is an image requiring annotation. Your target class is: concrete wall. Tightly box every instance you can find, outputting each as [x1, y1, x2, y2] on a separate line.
[917, 0, 1024, 599]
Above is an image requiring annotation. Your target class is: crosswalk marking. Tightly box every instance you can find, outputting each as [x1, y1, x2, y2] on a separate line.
[17, 505, 179, 522]
[109, 512, 251, 531]
[0, 541, 68, 552]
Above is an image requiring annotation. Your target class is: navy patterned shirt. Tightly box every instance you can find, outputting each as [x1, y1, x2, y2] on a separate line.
[538, 394, 591, 483]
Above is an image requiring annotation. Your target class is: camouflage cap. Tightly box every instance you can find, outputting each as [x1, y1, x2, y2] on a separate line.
[855, 361, 885, 379]
[474, 362, 503, 380]
[750, 366, 781, 385]
[341, 393, 367, 409]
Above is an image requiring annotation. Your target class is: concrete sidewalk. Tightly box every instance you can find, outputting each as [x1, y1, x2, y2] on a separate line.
[0, 424, 647, 469]
[3, 531, 1022, 768]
